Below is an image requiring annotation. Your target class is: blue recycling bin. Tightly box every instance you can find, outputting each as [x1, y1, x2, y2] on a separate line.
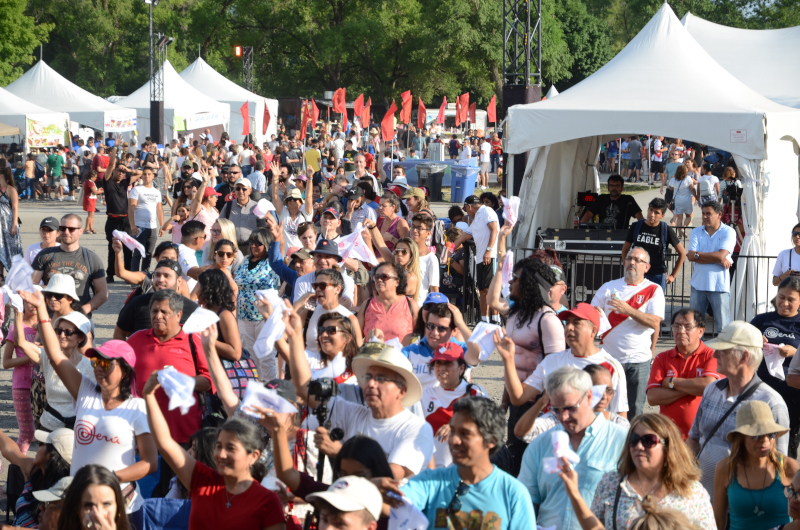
[450, 165, 479, 204]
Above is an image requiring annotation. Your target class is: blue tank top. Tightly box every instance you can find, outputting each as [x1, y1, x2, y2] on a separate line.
[727, 471, 790, 530]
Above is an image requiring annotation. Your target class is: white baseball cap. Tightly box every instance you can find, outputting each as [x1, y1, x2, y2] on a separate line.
[306, 476, 383, 521]
[705, 320, 763, 350]
[34, 428, 74, 465]
[32, 476, 73, 502]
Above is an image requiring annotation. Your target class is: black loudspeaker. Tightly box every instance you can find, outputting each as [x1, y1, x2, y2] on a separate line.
[150, 100, 164, 144]
[501, 85, 541, 197]
[573, 257, 624, 304]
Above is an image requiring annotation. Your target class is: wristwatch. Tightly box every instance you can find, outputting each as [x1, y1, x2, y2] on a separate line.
[668, 377, 675, 389]
[486, 246, 494, 252]
[694, 252, 700, 260]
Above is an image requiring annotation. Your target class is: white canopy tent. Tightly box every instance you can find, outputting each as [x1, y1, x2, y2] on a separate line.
[116, 60, 230, 142]
[506, 4, 800, 320]
[682, 13, 800, 109]
[545, 85, 559, 99]
[0, 86, 66, 136]
[179, 58, 278, 146]
[4, 61, 135, 132]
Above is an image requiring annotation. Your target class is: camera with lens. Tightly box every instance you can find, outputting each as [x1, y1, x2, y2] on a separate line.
[308, 378, 344, 442]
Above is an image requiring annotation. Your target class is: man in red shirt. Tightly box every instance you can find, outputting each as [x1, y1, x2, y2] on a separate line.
[646, 308, 720, 438]
[127, 288, 214, 496]
[91, 144, 111, 180]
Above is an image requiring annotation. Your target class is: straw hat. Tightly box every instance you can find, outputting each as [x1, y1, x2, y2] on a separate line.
[726, 400, 790, 442]
[352, 343, 422, 407]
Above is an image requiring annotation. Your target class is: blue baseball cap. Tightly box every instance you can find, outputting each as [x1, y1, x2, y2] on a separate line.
[422, 292, 449, 305]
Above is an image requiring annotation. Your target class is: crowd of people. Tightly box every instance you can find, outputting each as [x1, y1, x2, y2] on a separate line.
[0, 124, 794, 530]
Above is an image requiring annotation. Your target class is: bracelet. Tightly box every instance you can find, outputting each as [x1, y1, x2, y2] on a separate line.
[39, 318, 51, 324]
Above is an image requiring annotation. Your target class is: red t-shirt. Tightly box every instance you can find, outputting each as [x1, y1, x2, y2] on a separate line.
[92, 154, 110, 172]
[189, 462, 284, 530]
[646, 343, 720, 438]
[491, 139, 502, 155]
[128, 329, 214, 443]
[364, 152, 375, 171]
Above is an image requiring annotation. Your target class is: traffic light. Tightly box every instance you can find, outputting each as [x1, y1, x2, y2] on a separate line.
[234, 45, 242, 57]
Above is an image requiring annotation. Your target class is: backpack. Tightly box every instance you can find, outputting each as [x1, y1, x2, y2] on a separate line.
[5, 464, 24, 523]
[631, 219, 668, 263]
[699, 178, 714, 198]
[34, 162, 45, 180]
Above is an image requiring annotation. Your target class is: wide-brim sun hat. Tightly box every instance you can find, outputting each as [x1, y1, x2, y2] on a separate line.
[43, 274, 80, 301]
[352, 343, 422, 407]
[53, 312, 93, 345]
[727, 400, 790, 442]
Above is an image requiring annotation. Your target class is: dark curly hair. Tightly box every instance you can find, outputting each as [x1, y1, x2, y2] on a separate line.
[374, 261, 407, 296]
[479, 192, 500, 210]
[197, 268, 236, 312]
[508, 258, 556, 329]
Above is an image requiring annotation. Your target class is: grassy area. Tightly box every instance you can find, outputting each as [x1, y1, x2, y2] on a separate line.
[438, 186, 504, 203]
[600, 183, 652, 195]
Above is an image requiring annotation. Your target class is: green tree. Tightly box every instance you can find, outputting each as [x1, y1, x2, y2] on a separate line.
[554, 0, 614, 89]
[0, 0, 51, 84]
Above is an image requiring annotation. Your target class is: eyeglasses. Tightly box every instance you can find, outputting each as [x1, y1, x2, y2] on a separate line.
[785, 486, 800, 501]
[393, 249, 408, 256]
[551, 391, 589, 416]
[90, 358, 118, 371]
[45, 292, 66, 301]
[425, 323, 450, 334]
[318, 326, 346, 336]
[624, 256, 648, 264]
[210, 229, 222, 236]
[248, 240, 264, 247]
[361, 373, 403, 385]
[54, 327, 80, 337]
[59, 226, 80, 233]
[374, 273, 398, 282]
[312, 282, 333, 291]
[750, 432, 779, 441]
[411, 224, 429, 232]
[447, 481, 470, 516]
[629, 432, 666, 449]
[216, 251, 235, 259]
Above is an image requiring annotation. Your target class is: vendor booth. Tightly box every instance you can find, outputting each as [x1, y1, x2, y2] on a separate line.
[0, 86, 70, 150]
[505, 4, 800, 321]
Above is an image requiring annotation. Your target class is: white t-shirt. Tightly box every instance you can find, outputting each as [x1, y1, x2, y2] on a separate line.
[40, 352, 96, 431]
[466, 206, 499, 259]
[591, 278, 665, 364]
[773, 248, 800, 278]
[421, 380, 486, 467]
[523, 348, 629, 413]
[697, 174, 719, 198]
[240, 149, 253, 166]
[278, 209, 312, 250]
[417, 253, 440, 303]
[651, 139, 663, 162]
[459, 145, 472, 162]
[480, 141, 491, 163]
[71, 377, 150, 513]
[177, 244, 200, 291]
[293, 270, 355, 305]
[26, 242, 60, 266]
[333, 138, 346, 160]
[328, 399, 434, 475]
[128, 185, 162, 229]
[305, 304, 352, 355]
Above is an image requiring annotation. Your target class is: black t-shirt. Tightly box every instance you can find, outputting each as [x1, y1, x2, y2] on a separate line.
[104, 176, 132, 215]
[32, 246, 105, 305]
[624, 221, 680, 275]
[587, 194, 642, 230]
[751, 311, 800, 398]
[116, 291, 198, 334]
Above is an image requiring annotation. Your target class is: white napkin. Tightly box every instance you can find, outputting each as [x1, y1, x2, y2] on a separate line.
[112, 230, 146, 255]
[388, 492, 429, 530]
[500, 251, 514, 299]
[182, 307, 220, 334]
[157, 367, 197, 415]
[1, 285, 23, 312]
[763, 343, 786, 381]
[337, 223, 379, 266]
[240, 383, 297, 417]
[253, 199, 276, 218]
[503, 196, 520, 228]
[6, 255, 36, 295]
[468, 322, 504, 362]
[590, 384, 607, 409]
[253, 289, 287, 360]
[543, 430, 581, 474]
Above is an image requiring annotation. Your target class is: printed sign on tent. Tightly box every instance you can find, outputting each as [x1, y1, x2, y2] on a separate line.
[26, 116, 69, 149]
[103, 110, 137, 132]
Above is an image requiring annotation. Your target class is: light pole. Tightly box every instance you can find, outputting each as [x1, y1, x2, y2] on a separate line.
[145, 0, 161, 144]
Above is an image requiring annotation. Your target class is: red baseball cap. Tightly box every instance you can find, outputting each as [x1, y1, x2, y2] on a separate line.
[203, 187, 222, 198]
[431, 342, 465, 363]
[557, 302, 600, 328]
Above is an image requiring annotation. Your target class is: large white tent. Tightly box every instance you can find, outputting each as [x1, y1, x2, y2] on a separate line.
[4, 61, 135, 132]
[0, 86, 70, 150]
[116, 60, 230, 141]
[682, 13, 800, 109]
[506, 4, 800, 320]
[179, 58, 278, 145]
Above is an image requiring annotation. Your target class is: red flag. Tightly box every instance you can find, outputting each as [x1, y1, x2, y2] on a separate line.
[299, 100, 310, 140]
[311, 99, 320, 127]
[455, 97, 462, 127]
[240, 102, 250, 136]
[436, 97, 447, 125]
[469, 102, 476, 123]
[459, 93, 469, 123]
[417, 98, 426, 130]
[487, 95, 496, 123]
[363, 97, 371, 127]
[342, 107, 348, 131]
[381, 101, 397, 143]
[353, 94, 364, 124]
[332, 88, 346, 114]
[400, 90, 412, 124]
[262, 100, 271, 134]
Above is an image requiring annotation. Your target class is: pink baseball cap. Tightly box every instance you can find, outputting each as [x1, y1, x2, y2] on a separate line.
[86, 340, 138, 395]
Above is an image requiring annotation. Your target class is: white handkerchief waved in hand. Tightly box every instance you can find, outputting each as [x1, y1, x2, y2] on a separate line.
[468, 322, 504, 362]
[337, 223, 379, 266]
[503, 196, 521, 228]
[763, 343, 786, 381]
[590, 384, 607, 409]
[240, 383, 297, 418]
[500, 251, 514, 299]
[543, 430, 581, 474]
[112, 230, 146, 255]
[253, 199, 277, 218]
[182, 307, 220, 334]
[6, 255, 36, 295]
[157, 367, 196, 415]
[253, 290, 287, 360]
[1, 285, 23, 311]
[388, 492, 429, 530]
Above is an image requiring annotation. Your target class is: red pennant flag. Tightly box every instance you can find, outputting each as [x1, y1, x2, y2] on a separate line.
[363, 97, 371, 127]
[311, 99, 320, 128]
[381, 101, 397, 143]
[400, 90, 412, 124]
[262, 100, 271, 134]
[455, 97, 462, 127]
[299, 100, 310, 140]
[459, 93, 469, 123]
[332, 88, 346, 114]
[353, 94, 364, 124]
[417, 98, 426, 130]
[487, 95, 496, 124]
[436, 97, 447, 125]
[240, 102, 250, 136]
[469, 102, 476, 123]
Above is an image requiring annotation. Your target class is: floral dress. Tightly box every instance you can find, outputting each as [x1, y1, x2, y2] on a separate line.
[0, 190, 22, 270]
[234, 258, 280, 321]
[591, 472, 716, 530]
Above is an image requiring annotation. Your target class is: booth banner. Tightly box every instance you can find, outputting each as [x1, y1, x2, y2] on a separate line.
[26, 116, 69, 149]
[173, 115, 186, 132]
[184, 112, 227, 130]
[104, 109, 137, 132]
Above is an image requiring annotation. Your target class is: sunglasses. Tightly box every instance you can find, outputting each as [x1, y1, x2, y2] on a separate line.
[393, 249, 408, 256]
[448, 481, 470, 517]
[46, 292, 66, 301]
[54, 327, 80, 337]
[312, 282, 333, 291]
[750, 432, 779, 441]
[59, 226, 80, 233]
[90, 358, 118, 371]
[374, 273, 398, 282]
[248, 240, 264, 247]
[551, 391, 588, 416]
[425, 323, 450, 334]
[230, 171, 242, 175]
[216, 251, 235, 259]
[792, 232, 800, 238]
[318, 326, 345, 336]
[629, 432, 666, 449]
[235, 186, 248, 191]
